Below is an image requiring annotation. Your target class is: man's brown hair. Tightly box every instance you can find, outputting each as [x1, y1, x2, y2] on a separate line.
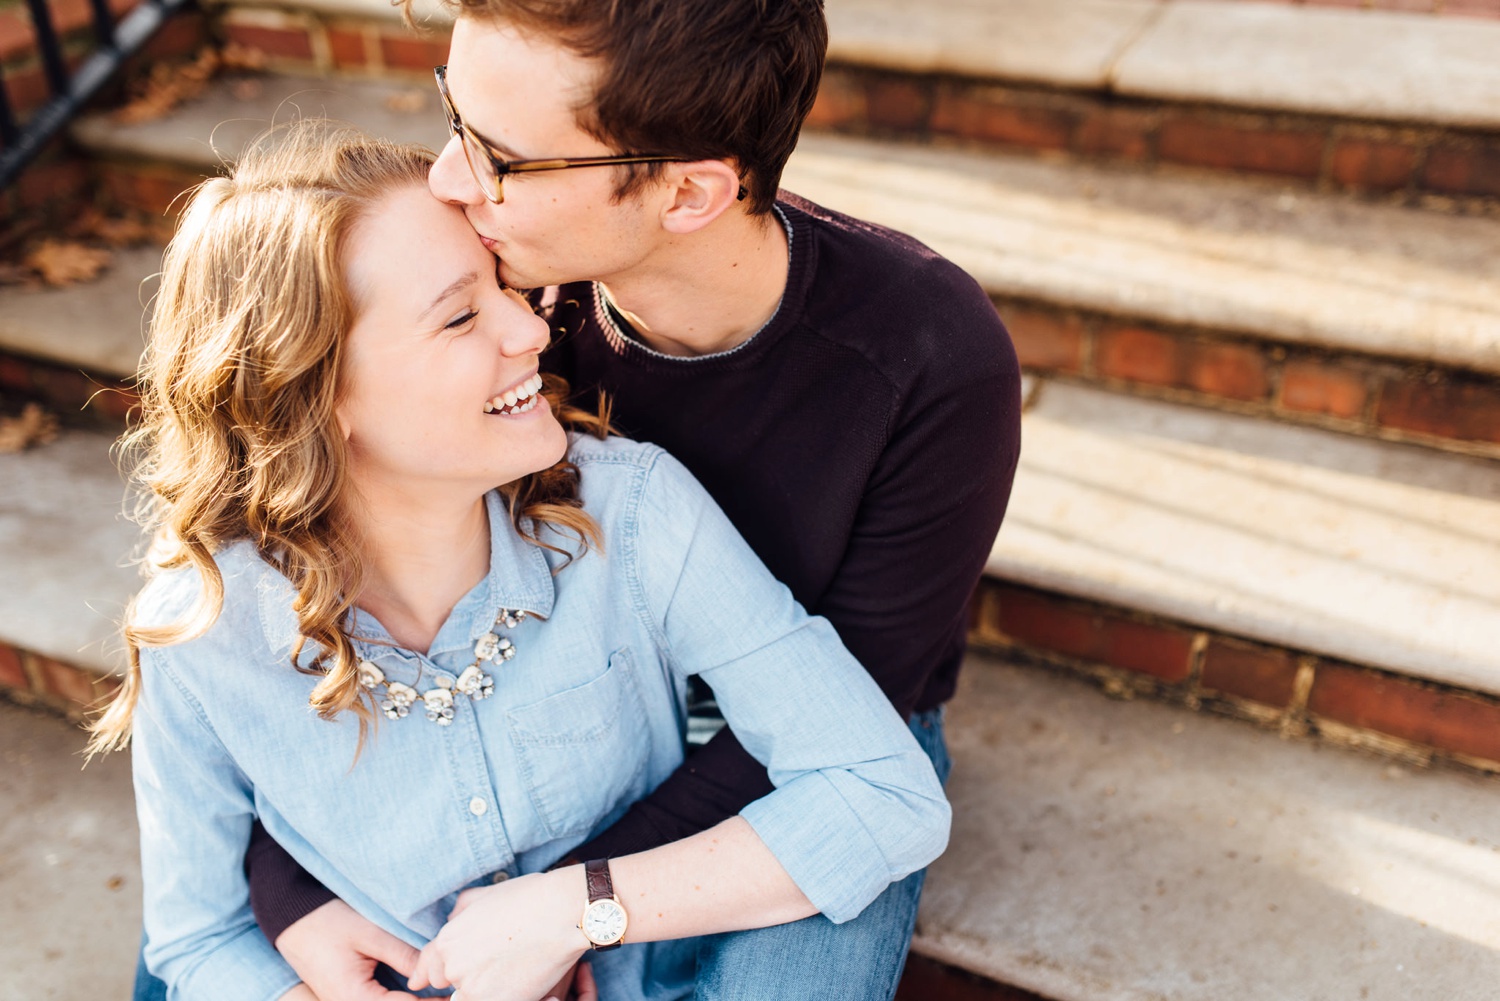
[447, 0, 828, 215]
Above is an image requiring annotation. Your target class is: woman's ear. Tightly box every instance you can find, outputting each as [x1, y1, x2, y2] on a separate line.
[659, 161, 744, 236]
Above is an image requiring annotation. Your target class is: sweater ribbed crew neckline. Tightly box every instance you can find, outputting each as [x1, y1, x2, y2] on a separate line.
[590, 203, 812, 374]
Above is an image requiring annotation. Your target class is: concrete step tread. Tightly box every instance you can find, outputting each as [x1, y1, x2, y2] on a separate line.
[994, 379, 1500, 695]
[226, 0, 1500, 130]
[827, 0, 1500, 130]
[0, 428, 143, 674]
[54, 74, 1500, 381]
[0, 245, 161, 376]
[920, 655, 1500, 1001]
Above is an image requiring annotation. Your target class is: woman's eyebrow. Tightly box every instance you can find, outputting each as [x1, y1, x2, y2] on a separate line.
[419, 272, 480, 320]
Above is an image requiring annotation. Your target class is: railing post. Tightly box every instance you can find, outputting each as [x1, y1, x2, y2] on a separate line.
[0, 0, 194, 188]
[87, 0, 118, 51]
[23, 0, 72, 97]
[0, 72, 17, 148]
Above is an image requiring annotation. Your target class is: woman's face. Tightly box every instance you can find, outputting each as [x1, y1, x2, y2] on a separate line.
[337, 183, 567, 498]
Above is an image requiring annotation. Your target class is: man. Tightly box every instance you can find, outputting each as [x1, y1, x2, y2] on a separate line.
[134, 0, 1019, 998]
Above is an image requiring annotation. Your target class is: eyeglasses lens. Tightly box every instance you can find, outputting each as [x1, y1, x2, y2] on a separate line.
[459, 133, 503, 203]
[437, 68, 504, 203]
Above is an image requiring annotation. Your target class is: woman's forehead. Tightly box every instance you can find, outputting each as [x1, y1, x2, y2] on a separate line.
[343, 187, 485, 314]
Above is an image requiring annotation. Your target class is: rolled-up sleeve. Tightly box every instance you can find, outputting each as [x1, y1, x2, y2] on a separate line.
[631, 449, 951, 924]
[133, 646, 302, 1001]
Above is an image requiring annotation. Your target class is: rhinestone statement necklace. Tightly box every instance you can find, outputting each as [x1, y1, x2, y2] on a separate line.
[357, 608, 527, 725]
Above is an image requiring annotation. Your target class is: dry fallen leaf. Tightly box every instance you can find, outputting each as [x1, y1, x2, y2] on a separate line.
[220, 42, 269, 72]
[24, 240, 113, 286]
[230, 78, 264, 102]
[69, 208, 153, 248]
[0, 403, 60, 453]
[114, 47, 221, 124]
[384, 89, 428, 114]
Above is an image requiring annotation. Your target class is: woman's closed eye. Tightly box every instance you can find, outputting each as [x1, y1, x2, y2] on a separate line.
[444, 309, 478, 330]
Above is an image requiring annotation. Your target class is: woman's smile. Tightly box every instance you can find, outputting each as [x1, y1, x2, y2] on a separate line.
[484, 372, 545, 414]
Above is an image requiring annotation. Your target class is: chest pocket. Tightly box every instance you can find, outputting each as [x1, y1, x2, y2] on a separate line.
[507, 648, 650, 840]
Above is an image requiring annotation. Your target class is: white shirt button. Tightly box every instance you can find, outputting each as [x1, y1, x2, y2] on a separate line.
[468, 797, 488, 816]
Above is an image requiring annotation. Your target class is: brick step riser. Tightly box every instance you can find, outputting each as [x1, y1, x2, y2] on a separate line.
[1002, 299, 1500, 460]
[0, 350, 138, 423]
[811, 65, 1500, 207]
[186, 5, 1500, 209]
[972, 578, 1500, 777]
[0, 641, 119, 719]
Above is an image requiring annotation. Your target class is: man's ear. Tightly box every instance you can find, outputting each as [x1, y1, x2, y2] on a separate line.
[659, 161, 743, 235]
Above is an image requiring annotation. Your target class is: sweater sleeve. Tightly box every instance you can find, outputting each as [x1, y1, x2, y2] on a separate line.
[245, 822, 338, 946]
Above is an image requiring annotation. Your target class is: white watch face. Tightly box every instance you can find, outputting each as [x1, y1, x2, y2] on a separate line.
[582, 898, 628, 945]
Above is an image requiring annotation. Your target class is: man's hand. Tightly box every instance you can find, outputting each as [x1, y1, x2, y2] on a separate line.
[409, 871, 588, 1000]
[275, 898, 422, 1001]
[540, 961, 597, 1001]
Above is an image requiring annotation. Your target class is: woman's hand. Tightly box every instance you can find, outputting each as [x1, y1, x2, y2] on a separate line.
[408, 870, 589, 1000]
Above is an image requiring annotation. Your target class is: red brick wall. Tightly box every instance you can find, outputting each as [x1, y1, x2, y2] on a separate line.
[1000, 299, 1500, 458]
[971, 578, 1500, 774]
[810, 67, 1500, 203]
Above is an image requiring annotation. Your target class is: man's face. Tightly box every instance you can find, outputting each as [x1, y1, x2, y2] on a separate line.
[429, 17, 662, 290]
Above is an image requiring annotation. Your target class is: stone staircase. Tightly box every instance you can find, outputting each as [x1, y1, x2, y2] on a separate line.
[2, 0, 1499, 998]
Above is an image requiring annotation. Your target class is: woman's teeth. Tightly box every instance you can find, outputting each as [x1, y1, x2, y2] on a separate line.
[483, 373, 545, 415]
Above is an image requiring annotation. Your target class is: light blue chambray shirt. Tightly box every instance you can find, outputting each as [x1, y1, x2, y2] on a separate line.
[131, 435, 951, 1001]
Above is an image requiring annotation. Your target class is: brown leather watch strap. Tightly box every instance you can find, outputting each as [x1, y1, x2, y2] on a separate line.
[584, 858, 614, 903]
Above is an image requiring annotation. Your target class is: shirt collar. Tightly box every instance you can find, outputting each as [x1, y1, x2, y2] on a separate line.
[258, 490, 557, 662]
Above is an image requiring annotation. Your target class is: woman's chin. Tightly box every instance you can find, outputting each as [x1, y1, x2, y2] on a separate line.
[489, 405, 571, 483]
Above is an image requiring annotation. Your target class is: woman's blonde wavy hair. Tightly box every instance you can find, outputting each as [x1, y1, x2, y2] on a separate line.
[89, 122, 608, 756]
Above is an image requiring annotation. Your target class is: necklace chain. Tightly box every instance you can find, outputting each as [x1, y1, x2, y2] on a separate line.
[357, 608, 527, 726]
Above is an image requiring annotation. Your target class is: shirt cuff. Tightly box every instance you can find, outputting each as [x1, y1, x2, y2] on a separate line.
[740, 769, 949, 925]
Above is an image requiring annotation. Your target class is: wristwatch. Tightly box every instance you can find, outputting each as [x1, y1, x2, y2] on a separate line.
[578, 858, 628, 951]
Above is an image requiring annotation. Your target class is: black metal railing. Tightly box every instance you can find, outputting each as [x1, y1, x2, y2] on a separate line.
[0, 0, 194, 189]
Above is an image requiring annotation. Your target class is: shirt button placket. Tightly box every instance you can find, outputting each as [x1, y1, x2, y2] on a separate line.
[444, 673, 513, 876]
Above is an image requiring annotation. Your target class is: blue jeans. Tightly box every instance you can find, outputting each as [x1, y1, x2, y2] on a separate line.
[133, 933, 167, 1001]
[133, 708, 951, 1001]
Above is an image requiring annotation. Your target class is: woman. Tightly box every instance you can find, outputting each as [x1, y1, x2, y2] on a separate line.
[90, 123, 948, 1001]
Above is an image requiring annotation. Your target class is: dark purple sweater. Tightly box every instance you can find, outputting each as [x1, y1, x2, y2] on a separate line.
[247, 193, 1021, 942]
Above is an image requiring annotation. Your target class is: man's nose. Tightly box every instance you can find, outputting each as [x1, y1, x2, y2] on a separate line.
[430, 134, 484, 206]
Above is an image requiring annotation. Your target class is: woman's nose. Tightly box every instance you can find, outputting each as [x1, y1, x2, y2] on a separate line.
[498, 300, 552, 357]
